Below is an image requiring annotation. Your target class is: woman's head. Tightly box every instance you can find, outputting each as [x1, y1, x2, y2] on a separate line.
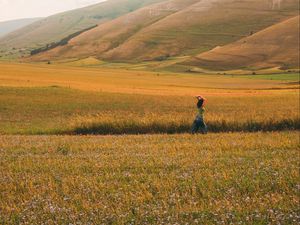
[197, 99, 204, 108]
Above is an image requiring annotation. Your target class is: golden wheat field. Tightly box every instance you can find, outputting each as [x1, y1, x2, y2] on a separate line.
[0, 63, 297, 95]
[0, 63, 299, 134]
[0, 133, 299, 224]
[0, 63, 299, 224]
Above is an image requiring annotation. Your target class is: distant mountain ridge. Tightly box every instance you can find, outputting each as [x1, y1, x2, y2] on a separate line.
[0, 18, 42, 37]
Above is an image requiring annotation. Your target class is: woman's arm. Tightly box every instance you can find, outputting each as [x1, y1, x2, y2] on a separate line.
[195, 95, 206, 100]
[195, 95, 207, 105]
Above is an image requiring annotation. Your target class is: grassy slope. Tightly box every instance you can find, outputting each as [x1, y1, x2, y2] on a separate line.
[31, 0, 300, 62]
[0, 18, 42, 37]
[1, 132, 299, 223]
[186, 15, 300, 70]
[30, 0, 200, 62]
[0, 0, 166, 59]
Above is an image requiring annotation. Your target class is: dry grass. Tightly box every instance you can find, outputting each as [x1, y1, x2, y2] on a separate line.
[0, 0, 165, 59]
[0, 85, 298, 134]
[0, 132, 299, 224]
[188, 16, 300, 70]
[29, 0, 299, 62]
[0, 63, 299, 224]
[0, 63, 298, 135]
[0, 63, 297, 96]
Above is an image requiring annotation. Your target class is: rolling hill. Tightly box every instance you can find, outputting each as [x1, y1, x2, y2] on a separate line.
[30, 0, 299, 63]
[0, 0, 166, 59]
[0, 18, 42, 38]
[29, 0, 200, 61]
[185, 15, 300, 70]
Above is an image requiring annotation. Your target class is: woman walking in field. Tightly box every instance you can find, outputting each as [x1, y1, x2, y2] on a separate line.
[191, 95, 208, 134]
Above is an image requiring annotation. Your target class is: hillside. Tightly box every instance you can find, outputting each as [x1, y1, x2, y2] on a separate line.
[0, 18, 42, 37]
[185, 15, 300, 70]
[0, 0, 166, 59]
[29, 0, 200, 61]
[30, 0, 299, 63]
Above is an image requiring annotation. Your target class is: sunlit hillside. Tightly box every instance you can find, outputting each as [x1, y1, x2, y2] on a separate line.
[30, 0, 299, 64]
[185, 15, 300, 70]
[0, 0, 166, 59]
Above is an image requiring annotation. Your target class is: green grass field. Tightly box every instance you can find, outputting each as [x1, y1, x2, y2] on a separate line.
[0, 63, 299, 224]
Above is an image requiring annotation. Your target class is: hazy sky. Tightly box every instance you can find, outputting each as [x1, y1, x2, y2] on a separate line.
[0, 0, 107, 22]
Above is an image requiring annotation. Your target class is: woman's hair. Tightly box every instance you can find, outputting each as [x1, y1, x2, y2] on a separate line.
[197, 99, 204, 108]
